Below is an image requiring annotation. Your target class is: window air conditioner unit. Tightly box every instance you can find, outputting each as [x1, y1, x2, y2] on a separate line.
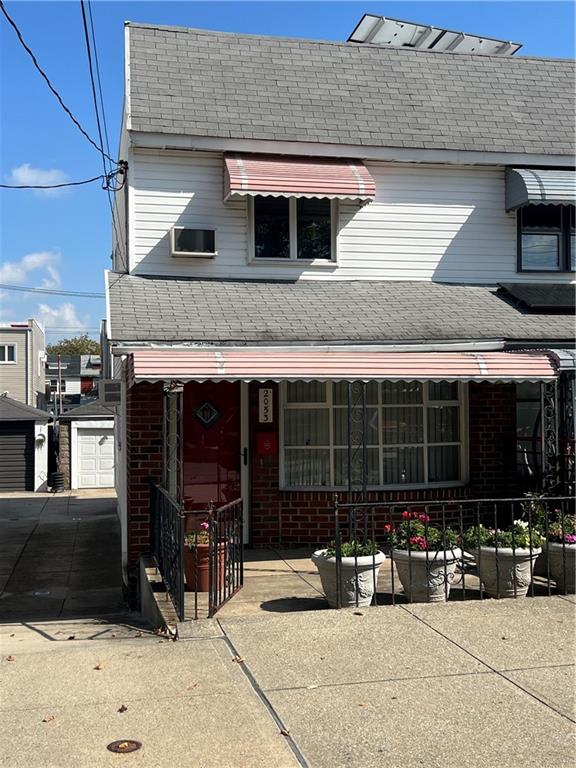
[99, 379, 122, 406]
[170, 226, 217, 258]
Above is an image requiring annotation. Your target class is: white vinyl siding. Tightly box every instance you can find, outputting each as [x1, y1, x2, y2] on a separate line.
[130, 149, 575, 284]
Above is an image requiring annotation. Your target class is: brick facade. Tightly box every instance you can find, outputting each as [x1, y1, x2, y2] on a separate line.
[125, 382, 164, 592]
[124, 380, 519, 575]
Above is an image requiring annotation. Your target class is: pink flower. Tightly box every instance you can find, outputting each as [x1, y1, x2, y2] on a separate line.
[200, 521, 210, 531]
[409, 535, 428, 551]
[418, 514, 430, 524]
[565, 534, 576, 544]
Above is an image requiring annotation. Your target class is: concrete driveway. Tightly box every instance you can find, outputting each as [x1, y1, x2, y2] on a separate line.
[0, 491, 126, 621]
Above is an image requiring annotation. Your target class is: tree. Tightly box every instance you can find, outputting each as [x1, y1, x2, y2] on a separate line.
[46, 334, 100, 356]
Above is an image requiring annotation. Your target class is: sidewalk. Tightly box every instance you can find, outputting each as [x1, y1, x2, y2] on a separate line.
[1, 596, 574, 767]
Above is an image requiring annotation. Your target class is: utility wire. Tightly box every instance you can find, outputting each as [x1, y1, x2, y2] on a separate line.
[1, 172, 115, 190]
[0, 0, 116, 165]
[0, 283, 104, 298]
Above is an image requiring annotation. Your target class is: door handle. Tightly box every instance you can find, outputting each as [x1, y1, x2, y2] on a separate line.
[241, 448, 248, 466]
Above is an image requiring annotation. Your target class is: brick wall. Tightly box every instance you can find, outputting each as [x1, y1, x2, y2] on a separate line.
[250, 381, 518, 546]
[58, 421, 71, 489]
[125, 382, 164, 593]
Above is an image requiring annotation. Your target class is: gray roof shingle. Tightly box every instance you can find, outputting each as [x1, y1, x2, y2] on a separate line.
[106, 273, 574, 345]
[127, 23, 574, 156]
[0, 396, 50, 422]
[58, 401, 115, 420]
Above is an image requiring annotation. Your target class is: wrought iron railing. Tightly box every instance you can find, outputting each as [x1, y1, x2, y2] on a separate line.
[150, 483, 185, 621]
[326, 496, 576, 608]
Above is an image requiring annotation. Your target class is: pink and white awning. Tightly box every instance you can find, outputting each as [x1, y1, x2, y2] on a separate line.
[223, 154, 376, 201]
[128, 349, 557, 385]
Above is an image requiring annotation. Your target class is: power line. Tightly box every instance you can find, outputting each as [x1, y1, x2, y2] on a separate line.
[79, 0, 107, 178]
[0, 0, 116, 165]
[0, 172, 116, 190]
[0, 283, 104, 298]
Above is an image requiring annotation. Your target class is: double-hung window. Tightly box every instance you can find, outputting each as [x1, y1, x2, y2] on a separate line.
[250, 196, 335, 262]
[0, 344, 16, 363]
[281, 381, 466, 489]
[518, 204, 575, 272]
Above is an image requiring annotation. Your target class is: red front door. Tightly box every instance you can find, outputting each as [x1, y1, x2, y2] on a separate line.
[182, 381, 241, 509]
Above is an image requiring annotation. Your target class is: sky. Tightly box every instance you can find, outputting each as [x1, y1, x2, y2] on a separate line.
[1, 0, 574, 343]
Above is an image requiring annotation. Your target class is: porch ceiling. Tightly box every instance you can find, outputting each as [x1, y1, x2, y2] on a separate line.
[127, 348, 557, 385]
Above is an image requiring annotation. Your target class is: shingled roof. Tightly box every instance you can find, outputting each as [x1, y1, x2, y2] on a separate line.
[106, 273, 574, 345]
[127, 23, 574, 156]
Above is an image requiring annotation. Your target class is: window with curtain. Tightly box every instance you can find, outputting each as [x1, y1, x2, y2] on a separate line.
[281, 381, 465, 488]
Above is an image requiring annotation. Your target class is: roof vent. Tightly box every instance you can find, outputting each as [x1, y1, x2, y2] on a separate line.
[348, 14, 522, 55]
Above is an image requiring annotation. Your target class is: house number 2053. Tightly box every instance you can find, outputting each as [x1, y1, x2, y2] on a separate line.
[258, 388, 273, 423]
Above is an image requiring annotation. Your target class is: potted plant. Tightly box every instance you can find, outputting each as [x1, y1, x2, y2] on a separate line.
[541, 514, 576, 594]
[463, 521, 542, 599]
[184, 522, 226, 592]
[311, 540, 385, 608]
[386, 512, 462, 603]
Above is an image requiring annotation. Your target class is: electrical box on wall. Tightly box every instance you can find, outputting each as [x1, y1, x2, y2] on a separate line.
[256, 432, 278, 456]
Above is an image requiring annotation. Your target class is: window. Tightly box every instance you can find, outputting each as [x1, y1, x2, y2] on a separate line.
[0, 344, 16, 363]
[49, 379, 66, 393]
[516, 382, 541, 484]
[281, 381, 466, 488]
[518, 204, 575, 272]
[170, 227, 216, 257]
[251, 196, 335, 262]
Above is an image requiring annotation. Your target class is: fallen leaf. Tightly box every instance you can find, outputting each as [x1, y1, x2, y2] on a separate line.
[93, 663, 103, 671]
[67, 635, 75, 641]
[280, 729, 290, 736]
[9, 633, 15, 637]
[117, 704, 128, 713]
[5, 656, 15, 662]
[501, 636, 508, 640]
[135, 631, 142, 638]
[42, 715, 55, 723]
[391, 696, 397, 700]
[353, 611, 364, 616]
[116, 742, 131, 751]
[358, 703, 369, 708]
[232, 656, 245, 663]
[188, 682, 198, 690]
[306, 685, 318, 690]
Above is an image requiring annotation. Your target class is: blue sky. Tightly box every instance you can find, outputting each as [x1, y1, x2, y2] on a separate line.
[1, 1, 574, 342]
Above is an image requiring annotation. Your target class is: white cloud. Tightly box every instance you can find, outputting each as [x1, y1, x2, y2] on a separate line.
[37, 302, 89, 331]
[7, 164, 69, 197]
[0, 250, 61, 289]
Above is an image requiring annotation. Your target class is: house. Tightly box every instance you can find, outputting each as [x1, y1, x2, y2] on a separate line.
[46, 354, 102, 413]
[104, 17, 575, 599]
[0, 319, 46, 409]
[57, 401, 115, 490]
[0, 394, 49, 491]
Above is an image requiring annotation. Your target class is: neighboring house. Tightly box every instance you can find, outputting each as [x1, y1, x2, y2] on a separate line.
[0, 394, 49, 491]
[58, 401, 115, 490]
[104, 17, 575, 594]
[0, 319, 46, 409]
[46, 355, 101, 412]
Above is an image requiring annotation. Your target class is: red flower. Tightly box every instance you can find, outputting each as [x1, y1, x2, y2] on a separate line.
[402, 510, 410, 519]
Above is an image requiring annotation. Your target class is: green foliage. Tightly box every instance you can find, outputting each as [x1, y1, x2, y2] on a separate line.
[546, 515, 576, 544]
[46, 334, 100, 355]
[323, 539, 379, 558]
[464, 521, 543, 550]
[383, 511, 459, 552]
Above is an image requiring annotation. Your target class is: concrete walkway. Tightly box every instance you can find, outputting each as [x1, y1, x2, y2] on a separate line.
[0, 491, 126, 621]
[1, 596, 574, 767]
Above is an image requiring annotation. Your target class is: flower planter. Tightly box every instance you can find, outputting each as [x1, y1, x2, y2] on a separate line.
[468, 546, 541, 598]
[184, 542, 227, 592]
[311, 550, 385, 608]
[392, 548, 462, 603]
[543, 542, 576, 594]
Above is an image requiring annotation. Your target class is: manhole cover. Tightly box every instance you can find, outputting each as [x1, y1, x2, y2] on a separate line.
[107, 740, 142, 754]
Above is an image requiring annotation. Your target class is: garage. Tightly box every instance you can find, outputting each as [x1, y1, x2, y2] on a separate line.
[77, 427, 114, 488]
[58, 401, 116, 490]
[0, 395, 49, 491]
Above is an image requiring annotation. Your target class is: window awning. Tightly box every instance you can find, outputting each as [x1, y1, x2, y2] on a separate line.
[505, 168, 576, 211]
[128, 349, 557, 385]
[223, 154, 376, 201]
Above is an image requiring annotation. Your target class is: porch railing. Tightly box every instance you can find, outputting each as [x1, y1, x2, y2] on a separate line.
[329, 495, 575, 608]
[150, 483, 185, 621]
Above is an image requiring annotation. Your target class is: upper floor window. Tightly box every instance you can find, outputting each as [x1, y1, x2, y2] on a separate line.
[518, 204, 575, 272]
[251, 196, 335, 262]
[0, 344, 16, 363]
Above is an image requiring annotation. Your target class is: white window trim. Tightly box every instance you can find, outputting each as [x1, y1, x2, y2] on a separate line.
[247, 196, 339, 265]
[0, 343, 17, 364]
[279, 381, 469, 491]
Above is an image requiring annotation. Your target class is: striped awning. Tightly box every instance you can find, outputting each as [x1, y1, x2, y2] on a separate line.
[505, 168, 576, 211]
[223, 154, 376, 201]
[128, 349, 557, 385]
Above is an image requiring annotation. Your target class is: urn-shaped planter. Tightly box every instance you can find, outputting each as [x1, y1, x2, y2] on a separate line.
[184, 542, 226, 592]
[543, 542, 576, 594]
[470, 546, 541, 598]
[312, 550, 385, 608]
[392, 548, 462, 603]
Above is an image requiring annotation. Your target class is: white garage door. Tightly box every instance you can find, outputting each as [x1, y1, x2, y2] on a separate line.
[77, 428, 115, 488]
